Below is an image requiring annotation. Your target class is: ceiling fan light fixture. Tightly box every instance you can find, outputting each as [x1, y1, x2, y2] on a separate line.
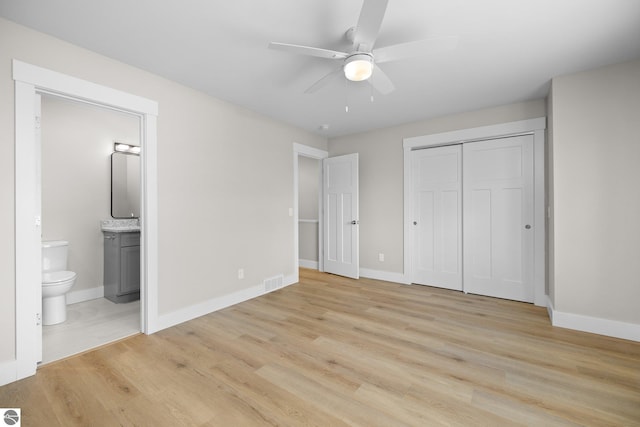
[344, 54, 373, 82]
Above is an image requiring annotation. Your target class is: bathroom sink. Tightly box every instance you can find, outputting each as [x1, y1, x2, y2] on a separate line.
[101, 219, 140, 232]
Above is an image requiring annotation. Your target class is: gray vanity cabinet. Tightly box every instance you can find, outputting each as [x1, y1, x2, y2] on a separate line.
[104, 231, 140, 303]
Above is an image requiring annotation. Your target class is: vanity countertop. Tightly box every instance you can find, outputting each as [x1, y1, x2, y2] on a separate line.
[101, 219, 140, 233]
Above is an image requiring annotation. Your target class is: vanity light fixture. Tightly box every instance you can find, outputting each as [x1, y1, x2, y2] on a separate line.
[114, 142, 140, 155]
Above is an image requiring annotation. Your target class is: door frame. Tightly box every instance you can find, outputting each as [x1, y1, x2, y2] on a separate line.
[12, 60, 159, 382]
[293, 143, 328, 282]
[403, 117, 547, 306]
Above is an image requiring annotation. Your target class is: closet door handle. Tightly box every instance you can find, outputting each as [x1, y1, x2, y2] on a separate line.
[525, 224, 531, 229]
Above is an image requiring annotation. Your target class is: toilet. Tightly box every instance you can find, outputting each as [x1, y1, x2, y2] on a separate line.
[42, 240, 77, 325]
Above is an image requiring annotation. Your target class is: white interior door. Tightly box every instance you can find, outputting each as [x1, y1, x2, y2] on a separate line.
[323, 154, 359, 279]
[411, 145, 462, 290]
[463, 135, 534, 302]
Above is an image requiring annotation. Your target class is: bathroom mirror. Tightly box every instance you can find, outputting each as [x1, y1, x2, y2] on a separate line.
[111, 152, 140, 218]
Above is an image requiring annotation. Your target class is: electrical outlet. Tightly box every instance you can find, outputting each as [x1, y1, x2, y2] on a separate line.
[378, 253, 385, 262]
[238, 268, 244, 279]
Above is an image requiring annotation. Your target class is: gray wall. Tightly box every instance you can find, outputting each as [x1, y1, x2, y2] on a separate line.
[0, 18, 327, 363]
[298, 155, 320, 263]
[548, 59, 640, 324]
[546, 87, 555, 300]
[41, 95, 140, 296]
[328, 99, 547, 274]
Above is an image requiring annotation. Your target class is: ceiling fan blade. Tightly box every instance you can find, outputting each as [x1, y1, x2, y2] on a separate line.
[305, 68, 344, 94]
[369, 65, 395, 95]
[269, 42, 349, 60]
[353, 0, 389, 51]
[374, 36, 459, 64]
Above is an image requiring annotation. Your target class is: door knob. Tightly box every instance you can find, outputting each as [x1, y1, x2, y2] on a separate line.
[525, 224, 531, 229]
[351, 220, 359, 225]
[413, 221, 417, 225]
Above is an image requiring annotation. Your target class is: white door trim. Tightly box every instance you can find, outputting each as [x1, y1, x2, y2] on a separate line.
[403, 117, 547, 306]
[11, 60, 159, 384]
[293, 143, 328, 282]
[404, 117, 546, 149]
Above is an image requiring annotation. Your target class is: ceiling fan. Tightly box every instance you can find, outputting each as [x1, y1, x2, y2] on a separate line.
[269, 0, 458, 95]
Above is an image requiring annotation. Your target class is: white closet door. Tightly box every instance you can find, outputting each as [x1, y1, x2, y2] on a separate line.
[411, 145, 462, 290]
[323, 154, 359, 279]
[463, 135, 534, 302]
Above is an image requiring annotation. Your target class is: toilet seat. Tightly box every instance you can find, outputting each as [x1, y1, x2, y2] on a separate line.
[42, 270, 76, 285]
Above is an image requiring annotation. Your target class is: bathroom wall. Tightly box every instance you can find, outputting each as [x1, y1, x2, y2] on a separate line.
[41, 95, 140, 300]
[298, 155, 320, 265]
[0, 17, 327, 366]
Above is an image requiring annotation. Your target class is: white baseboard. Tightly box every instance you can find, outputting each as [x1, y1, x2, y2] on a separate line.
[154, 273, 297, 332]
[0, 360, 17, 387]
[299, 259, 319, 269]
[359, 268, 409, 284]
[66, 286, 104, 305]
[547, 297, 640, 342]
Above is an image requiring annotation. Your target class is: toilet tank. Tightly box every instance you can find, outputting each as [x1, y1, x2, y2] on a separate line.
[42, 240, 69, 272]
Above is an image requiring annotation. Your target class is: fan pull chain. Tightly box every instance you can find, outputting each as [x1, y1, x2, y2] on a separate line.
[345, 77, 349, 113]
[370, 82, 375, 103]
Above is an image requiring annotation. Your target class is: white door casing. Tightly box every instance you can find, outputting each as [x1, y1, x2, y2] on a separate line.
[35, 94, 43, 364]
[10, 60, 158, 386]
[463, 135, 535, 302]
[323, 153, 359, 279]
[411, 145, 462, 290]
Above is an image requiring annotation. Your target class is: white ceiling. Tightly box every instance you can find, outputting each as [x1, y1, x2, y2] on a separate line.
[2, 0, 639, 137]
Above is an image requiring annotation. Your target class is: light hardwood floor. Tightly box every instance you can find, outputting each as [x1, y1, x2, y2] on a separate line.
[2, 268, 639, 426]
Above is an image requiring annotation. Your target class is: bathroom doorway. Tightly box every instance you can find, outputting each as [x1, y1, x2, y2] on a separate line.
[13, 60, 158, 383]
[39, 94, 141, 364]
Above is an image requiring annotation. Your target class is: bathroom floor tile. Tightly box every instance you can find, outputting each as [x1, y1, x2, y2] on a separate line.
[41, 297, 140, 365]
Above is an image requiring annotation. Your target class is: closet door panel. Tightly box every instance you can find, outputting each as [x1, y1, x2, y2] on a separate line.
[463, 135, 534, 302]
[411, 145, 462, 290]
